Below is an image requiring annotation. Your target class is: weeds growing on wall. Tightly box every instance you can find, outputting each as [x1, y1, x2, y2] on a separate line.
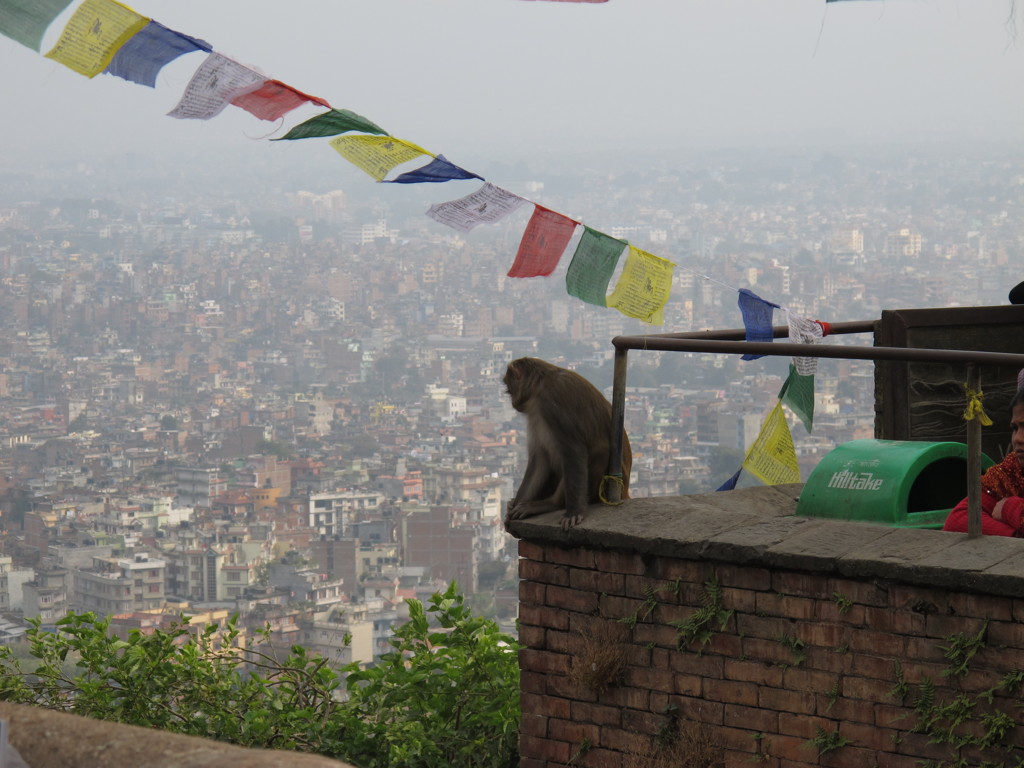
[890, 621, 1024, 768]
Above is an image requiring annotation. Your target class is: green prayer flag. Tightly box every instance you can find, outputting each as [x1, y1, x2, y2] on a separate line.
[565, 227, 626, 307]
[273, 109, 387, 140]
[0, 0, 75, 50]
[779, 365, 814, 433]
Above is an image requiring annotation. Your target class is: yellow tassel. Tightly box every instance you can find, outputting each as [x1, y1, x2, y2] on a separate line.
[963, 384, 994, 427]
[599, 475, 626, 506]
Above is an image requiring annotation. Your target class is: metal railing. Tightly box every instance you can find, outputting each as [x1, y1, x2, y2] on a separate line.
[606, 321, 1024, 537]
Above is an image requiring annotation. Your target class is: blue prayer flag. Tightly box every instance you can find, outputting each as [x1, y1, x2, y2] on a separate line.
[384, 155, 483, 184]
[104, 20, 211, 87]
[738, 288, 779, 361]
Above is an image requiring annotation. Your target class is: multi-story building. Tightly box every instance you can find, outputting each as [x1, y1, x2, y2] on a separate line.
[74, 554, 166, 615]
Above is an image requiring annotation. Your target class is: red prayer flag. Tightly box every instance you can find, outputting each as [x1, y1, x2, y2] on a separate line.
[508, 205, 578, 278]
[231, 80, 331, 121]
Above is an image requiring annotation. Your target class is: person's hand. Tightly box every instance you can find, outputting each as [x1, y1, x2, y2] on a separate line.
[994, 498, 1009, 521]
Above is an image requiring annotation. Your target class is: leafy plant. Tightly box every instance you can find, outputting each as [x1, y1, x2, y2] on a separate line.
[673, 573, 733, 653]
[831, 591, 853, 615]
[0, 584, 520, 768]
[939, 620, 988, 679]
[806, 726, 850, 757]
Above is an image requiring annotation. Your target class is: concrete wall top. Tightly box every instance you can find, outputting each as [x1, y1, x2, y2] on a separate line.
[506, 485, 1024, 598]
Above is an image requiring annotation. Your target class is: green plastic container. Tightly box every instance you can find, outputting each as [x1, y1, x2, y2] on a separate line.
[795, 439, 994, 529]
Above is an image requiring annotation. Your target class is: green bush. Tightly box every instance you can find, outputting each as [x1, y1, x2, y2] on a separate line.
[0, 583, 520, 768]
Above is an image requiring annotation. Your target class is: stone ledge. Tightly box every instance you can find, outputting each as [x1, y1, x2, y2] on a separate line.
[0, 702, 357, 768]
[506, 485, 1024, 597]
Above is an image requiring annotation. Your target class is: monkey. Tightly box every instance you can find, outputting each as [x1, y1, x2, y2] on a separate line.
[503, 357, 631, 530]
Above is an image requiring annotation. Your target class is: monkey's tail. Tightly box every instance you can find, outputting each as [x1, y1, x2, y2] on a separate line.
[599, 475, 627, 506]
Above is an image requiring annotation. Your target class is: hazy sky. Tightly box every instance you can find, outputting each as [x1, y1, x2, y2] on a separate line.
[1, 0, 1022, 171]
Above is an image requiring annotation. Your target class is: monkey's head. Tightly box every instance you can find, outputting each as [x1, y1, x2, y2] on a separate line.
[504, 357, 563, 412]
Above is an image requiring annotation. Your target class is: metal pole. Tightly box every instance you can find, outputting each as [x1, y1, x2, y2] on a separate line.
[966, 363, 982, 538]
[606, 347, 629, 503]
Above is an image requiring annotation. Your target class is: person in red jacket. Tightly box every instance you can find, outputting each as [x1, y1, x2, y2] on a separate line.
[944, 390, 1024, 536]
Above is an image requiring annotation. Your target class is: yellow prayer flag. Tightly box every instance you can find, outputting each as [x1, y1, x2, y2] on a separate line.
[741, 402, 801, 486]
[44, 0, 149, 78]
[329, 135, 432, 182]
[606, 245, 674, 325]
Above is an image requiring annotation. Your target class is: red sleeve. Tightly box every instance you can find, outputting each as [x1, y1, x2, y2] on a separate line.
[943, 492, 1018, 536]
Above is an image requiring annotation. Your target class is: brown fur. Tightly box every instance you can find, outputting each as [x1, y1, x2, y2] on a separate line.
[503, 357, 631, 530]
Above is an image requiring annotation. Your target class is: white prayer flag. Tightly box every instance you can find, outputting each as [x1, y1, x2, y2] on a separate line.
[426, 183, 527, 233]
[787, 309, 824, 376]
[167, 53, 265, 120]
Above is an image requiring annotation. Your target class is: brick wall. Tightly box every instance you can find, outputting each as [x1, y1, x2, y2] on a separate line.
[510, 489, 1024, 768]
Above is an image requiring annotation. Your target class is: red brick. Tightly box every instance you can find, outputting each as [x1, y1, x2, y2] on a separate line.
[570, 568, 626, 595]
[903, 635, 948, 663]
[736, 613, 799, 640]
[631, 622, 679, 649]
[765, 732, 821, 763]
[987, 618, 1024, 650]
[594, 550, 648, 575]
[820, 695, 876, 724]
[598, 684, 650, 711]
[703, 679, 759, 706]
[801, 622, 847, 648]
[548, 584, 599, 614]
[874, 702, 912, 729]
[716, 563, 773, 591]
[755, 592, 817, 620]
[831, 577, 889, 607]
[860, 606, 925, 634]
[705, 633, 743, 657]
[848, 629, 906, 657]
[625, 665, 674, 693]
[520, 712, 548, 737]
[778, 712, 834, 739]
[741, 636, 794, 666]
[758, 685, 815, 715]
[944, 591, 1014, 621]
[669, 650, 723, 678]
[598, 593, 646, 621]
[672, 694, 725, 725]
[518, 758, 545, 768]
[772, 571, 832, 598]
[816, 600, 866, 625]
[548, 717, 601, 746]
[573, 747, 622, 768]
[519, 580, 546, 606]
[519, 734, 571, 764]
[720, 586, 758, 613]
[851, 653, 901, 681]
[547, 674, 598, 703]
[520, 648, 570, 676]
[518, 540, 545, 561]
[923, 612, 987, 641]
[622, 574, 684, 602]
[803, 646, 856, 674]
[571, 701, 623, 728]
[819, 743, 884, 768]
[723, 703, 779, 733]
[673, 673, 702, 696]
[518, 623, 545, 648]
[519, 558, 571, 586]
[519, 603, 570, 631]
[874, 753, 925, 768]
[598, 726, 649, 754]
[724, 658, 784, 686]
[547, 545, 597, 569]
[620, 708, 662, 736]
[840, 720, 901, 752]
[783, 667, 840, 695]
[521, 692, 571, 720]
[546, 628, 574, 654]
[842, 676, 896, 703]
[521, 670, 547, 695]
[645, 558, 705, 583]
